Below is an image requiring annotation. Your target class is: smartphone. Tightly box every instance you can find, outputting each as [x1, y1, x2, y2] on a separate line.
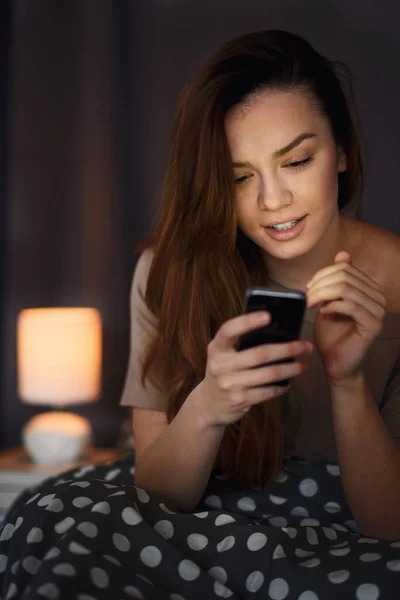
[237, 286, 307, 386]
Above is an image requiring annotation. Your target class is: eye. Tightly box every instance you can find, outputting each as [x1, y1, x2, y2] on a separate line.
[234, 174, 252, 185]
[285, 156, 314, 170]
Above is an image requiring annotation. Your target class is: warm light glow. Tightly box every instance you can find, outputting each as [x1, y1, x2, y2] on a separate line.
[17, 307, 102, 405]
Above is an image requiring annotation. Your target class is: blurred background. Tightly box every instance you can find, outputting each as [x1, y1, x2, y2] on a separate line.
[0, 0, 399, 451]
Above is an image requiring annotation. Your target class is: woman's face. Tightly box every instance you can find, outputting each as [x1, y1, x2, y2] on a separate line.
[224, 88, 347, 263]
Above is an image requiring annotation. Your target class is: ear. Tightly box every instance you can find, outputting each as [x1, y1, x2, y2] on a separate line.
[337, 145, 347, 173]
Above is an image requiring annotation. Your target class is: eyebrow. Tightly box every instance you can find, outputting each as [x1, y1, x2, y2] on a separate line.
[232, 132, 317, 167]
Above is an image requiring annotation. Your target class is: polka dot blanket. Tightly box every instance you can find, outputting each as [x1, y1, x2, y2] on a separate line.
[1, 454, 399, 599]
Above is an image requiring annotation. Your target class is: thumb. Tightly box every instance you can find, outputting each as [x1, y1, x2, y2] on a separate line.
[334, 250, 352, 264]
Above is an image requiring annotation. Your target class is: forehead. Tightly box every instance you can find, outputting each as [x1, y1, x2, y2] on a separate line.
[225, 89, 329, 153]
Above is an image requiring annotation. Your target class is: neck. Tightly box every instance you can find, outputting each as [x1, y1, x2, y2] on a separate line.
[263, 213, 352, 292]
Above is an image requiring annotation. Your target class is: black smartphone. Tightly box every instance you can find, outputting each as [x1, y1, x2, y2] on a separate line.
[237, 286, 307, 386]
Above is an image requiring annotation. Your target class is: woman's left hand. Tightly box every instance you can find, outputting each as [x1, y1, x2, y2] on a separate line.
[306, 251, 387, 384]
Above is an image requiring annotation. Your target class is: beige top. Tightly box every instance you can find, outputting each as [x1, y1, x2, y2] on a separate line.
[120, 249, 400, 463]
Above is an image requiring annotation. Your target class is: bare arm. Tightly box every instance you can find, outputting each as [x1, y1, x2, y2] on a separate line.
[133, 382, 225, 512]
[330, 373, 400, 540]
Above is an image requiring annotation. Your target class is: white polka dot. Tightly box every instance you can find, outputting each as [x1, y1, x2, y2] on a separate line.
[122, 507, 143, 525]
[137, 574, 153, 587]
[159, 503, 176, 514]
[26, 492, 41, 504]
[44, 547, 61, 561]
[124, 586, 144, 599]
[73, 465, 95, 478]
[327, 569, 350, 584]
[276, 472, 288, 483]
[103, 554, 121, 566]
[204, 495, 223, 509]
[70, 481, 91, 488]
[247, 532, 267, 551]
[358, 538, 379, 544]
[306, 528, 318, 546]
[54, 517, 76, 534]
[27, 527, 43, 544]
[72, 497, 93, 508]
[37, 494, 56, 507]
[329, 548, 351, 556]
[52, 563, 77, 577]
[46, 499, 64, 512]
[360, 553, 382, 562]
[77, 522, 98, 538]
[154, 520, 174, 539]
[37, 583, 60, 599]
[282, 527, 297, 539]
[272, 544, 286, 559]
[299, 558, 321, 568]
[322, 527, 337, 540]
[269, 516, 288, 527]
[390, 541, 400, 548]
[187, 533, 208, 551]
[326, 464, 340, 476]
[91, 501, 111, 514]
[14, 517, 23, 530]
[299, 479, 318, 497]
[331, 523, 348, 532]
[217, 535, 236, 552]
[68, 541, 91, 555]
[330, 541, 349, 548]
[109, 490, 126, 497]
[237, 497, 256, 511]
[324, 501, 341, 514]
[140, 546, 162, 568]
[214, 581, 233, 597]
[169, 595, 186, 600]
[295, 548, 315, 558]
[209, 566, 227, 583]
[291, 506, 309, 517]
[90, 567, 109, 588]
[5, 582, 18, 599]
[387, 559, 400, 571]
[178, 559, 200, 581]
[22, 556, 40, 574]
[136, 488, 150, 503]
[269, 494, 287, 505]
[0, 523, 14, 542]
[215, 514, 236, 526]
[298, 592, 319, 600]
[356, 583, 380, 600]
[300, 519, 320, 526]
[344, 519, 360, 532]
[0, 554, 8, 573]
[193, 511, 208, 519]
[105, 468, 121, 481]
[113, 532, 131, 552]
[77, 596, 98, 600]
[246, 570, 264, 593]
[268, 577, 289, 599]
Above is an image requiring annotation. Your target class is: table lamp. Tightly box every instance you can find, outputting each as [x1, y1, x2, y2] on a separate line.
[17, 307, 102, 466]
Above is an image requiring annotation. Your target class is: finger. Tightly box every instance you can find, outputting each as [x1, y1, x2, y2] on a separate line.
[234, 384, 290, 413]
[308, 282, 387, 320]
[219, 360, 308, 391]
[232, 340, 312, 371]
[307, 262, 382, 292]
[214, 311, 270, 351]
[319, 300, 384, 335]
[334, 250, 352, 263]
[308, 272, 387, 310]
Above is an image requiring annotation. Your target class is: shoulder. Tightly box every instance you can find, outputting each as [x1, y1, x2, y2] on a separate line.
[348, 217, 400, 312]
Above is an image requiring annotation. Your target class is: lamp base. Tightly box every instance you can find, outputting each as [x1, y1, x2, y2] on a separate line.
[22, 411, 92, 466]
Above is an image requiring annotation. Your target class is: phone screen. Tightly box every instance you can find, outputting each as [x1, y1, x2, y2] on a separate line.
[237, 287, 307, 386]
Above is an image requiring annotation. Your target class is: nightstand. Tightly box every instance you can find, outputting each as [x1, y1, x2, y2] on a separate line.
[0, 446, 120, 522]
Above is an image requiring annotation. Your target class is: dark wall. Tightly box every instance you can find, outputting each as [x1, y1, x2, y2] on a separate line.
[1, 0, 399, 449]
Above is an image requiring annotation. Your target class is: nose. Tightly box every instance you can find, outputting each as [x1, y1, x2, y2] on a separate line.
[257, 173, 292, 211]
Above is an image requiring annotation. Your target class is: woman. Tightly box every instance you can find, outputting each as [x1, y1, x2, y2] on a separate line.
[120, 29, 400, 540]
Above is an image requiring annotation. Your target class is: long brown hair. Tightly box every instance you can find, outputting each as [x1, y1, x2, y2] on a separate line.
[134, 30, 364, 488]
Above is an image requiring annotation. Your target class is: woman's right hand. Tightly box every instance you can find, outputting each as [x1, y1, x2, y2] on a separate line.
[194, 311, 313, 428]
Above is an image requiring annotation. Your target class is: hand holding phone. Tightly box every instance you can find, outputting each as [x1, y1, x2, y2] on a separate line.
[237, 287, 307, 386]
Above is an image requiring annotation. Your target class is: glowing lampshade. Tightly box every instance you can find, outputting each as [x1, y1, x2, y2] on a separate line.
[17, 307, 102, 406]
